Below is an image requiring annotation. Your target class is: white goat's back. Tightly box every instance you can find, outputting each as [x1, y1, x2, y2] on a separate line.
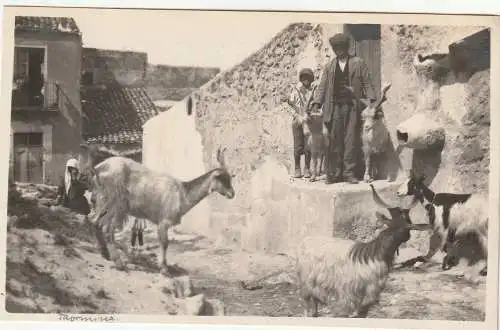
[449, 194, 489, 236]
[93, 156, 188, 225]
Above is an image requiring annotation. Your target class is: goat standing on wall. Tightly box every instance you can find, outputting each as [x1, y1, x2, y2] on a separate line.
[296, 184, 428, 318]
[360, 83, 393, 183]
[396, 171, 488, 280]
[88, 146, 235, 277]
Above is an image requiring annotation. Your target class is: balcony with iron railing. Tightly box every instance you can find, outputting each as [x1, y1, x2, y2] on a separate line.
[11, 80, 61, 112]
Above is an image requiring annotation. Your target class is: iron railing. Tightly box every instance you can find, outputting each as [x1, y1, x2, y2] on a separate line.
[11, 80, 60, 111]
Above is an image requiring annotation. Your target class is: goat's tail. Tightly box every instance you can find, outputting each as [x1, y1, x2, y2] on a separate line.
[91, 162, 130, 239]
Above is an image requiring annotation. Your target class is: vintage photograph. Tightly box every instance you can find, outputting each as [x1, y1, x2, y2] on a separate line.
[0, 5, 498, 328]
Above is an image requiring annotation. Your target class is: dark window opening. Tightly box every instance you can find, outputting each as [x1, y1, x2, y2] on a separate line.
[13, 132, 43, 147]
[12, 47, 46, 108]
[82, 71, 95, 86]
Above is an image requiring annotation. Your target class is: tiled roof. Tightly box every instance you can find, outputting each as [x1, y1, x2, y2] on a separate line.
[15, 16, 81, 34]
[82, 87, 160, 144]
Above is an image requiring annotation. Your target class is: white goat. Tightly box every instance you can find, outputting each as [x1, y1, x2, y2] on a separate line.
[296, 184, 428, 318]
[88, 147, 235, 277]
[396, 171, 488, 278]
[360, 83, 393, 183]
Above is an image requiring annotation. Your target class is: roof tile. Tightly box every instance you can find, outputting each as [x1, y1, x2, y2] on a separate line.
[82, 87, 160, 145]
[15, 16, 81, 34]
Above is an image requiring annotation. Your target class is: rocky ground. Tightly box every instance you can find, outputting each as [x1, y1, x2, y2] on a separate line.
[5, 183, 486, 320]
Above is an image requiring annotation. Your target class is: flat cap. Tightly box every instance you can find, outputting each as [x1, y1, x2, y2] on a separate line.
[329, 33, 350, 48]
[299, 68, 314, 80]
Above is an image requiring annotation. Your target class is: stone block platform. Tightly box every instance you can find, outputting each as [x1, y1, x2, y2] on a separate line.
[197, 158, 429, 255]
[240, 177, 412, 254]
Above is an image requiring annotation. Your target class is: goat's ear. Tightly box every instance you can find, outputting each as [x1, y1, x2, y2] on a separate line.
[375, 211, 392, 226]
[360, 99, 371, 108]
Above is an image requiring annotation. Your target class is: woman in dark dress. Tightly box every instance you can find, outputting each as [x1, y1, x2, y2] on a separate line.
[55, 158, 91, 217]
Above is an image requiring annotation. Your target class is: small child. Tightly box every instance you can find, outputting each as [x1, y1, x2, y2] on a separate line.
[288, 68, 317, 179]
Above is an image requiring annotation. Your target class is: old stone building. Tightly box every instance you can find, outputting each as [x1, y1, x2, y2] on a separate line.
[10, 16, 83, 185]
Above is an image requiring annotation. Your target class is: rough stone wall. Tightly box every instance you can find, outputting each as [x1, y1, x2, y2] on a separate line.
[146, 65, 220, 101]
[190, 23, 343, 214]
[380, 25, 490, 194]
[142, 23, 490, 253]
[189, 22, 490, 219]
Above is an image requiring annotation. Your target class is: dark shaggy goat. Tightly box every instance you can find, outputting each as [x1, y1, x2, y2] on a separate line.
[296, 184, 428, 318]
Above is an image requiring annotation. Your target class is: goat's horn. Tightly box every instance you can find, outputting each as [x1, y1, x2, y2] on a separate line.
[375, 83, 392, 109]
[370, 184, 397, 209]
[216, 146, 227, 167]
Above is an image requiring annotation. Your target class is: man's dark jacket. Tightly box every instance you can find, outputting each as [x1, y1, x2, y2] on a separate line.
[312, 55, 377, 123]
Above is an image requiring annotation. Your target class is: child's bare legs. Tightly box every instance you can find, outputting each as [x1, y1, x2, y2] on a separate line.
[304, 150, 311, 178]
[303, 122, 312, 178]
[310, 152, 322, 182]
[310, 154, 318, 181]
[292, 119, 305, 178]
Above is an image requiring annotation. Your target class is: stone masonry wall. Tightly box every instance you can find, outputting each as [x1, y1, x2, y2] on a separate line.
[188, 22, 490, 217]
[380, 25, 490, 194]
[191, 23, 343, 215]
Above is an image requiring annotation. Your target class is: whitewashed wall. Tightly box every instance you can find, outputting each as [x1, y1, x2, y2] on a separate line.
[143, 97, 211, 234]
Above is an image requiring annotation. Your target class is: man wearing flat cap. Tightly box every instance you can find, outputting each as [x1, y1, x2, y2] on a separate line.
[310, 33, 376, 184]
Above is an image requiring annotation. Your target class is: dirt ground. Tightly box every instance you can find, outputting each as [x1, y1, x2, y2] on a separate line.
[5, 187, 486, 320]
[147, 229, 486, 320]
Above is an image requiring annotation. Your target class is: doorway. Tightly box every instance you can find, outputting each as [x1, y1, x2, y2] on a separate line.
[344, 24, 382, 97]
[13, 132, 44, 183]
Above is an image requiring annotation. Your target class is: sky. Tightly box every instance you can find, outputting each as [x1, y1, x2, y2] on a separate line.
[70, 9, 297, 70]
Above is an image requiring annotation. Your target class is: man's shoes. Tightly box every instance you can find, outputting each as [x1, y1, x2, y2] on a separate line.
[303, 168, 311, 178]
[325, 176, 341, 184]
[293, 167, 302, 178]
